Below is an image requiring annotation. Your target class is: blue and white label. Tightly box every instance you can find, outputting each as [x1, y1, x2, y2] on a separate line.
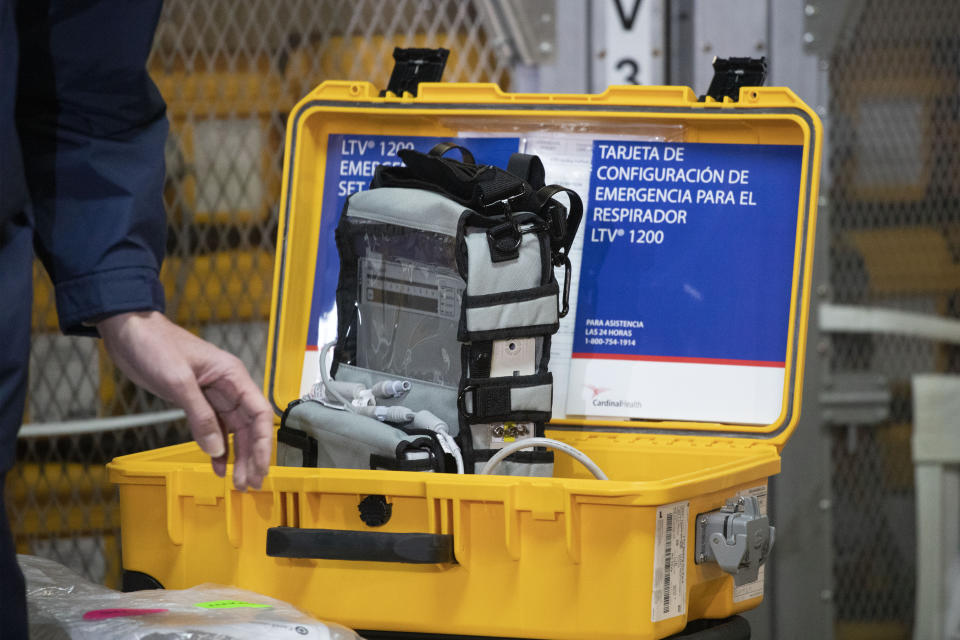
[566, 140, 804, 424]
[299, 134, 520, 394]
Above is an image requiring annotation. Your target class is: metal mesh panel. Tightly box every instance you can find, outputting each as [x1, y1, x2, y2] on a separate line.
[12, 0, 513, 586]
[827, 1, 960, 636]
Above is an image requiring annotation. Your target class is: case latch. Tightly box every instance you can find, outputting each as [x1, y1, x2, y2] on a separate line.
[382, 47, 449, 97]
[702, 56, 767, 102]
[695, 495, 775, 586]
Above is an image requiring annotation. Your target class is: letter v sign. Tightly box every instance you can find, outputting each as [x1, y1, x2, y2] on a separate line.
[613, 0, 643, 30]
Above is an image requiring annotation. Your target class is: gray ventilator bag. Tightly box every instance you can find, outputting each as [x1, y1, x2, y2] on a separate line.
[278, 400, 447, 472]
[278, 144, 582, 475]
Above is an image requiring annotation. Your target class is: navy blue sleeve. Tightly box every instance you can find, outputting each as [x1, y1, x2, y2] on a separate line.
[15, 0, 167, 336]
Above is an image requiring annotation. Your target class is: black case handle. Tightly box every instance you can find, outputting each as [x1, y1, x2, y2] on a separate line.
[266, 527, 455, 564]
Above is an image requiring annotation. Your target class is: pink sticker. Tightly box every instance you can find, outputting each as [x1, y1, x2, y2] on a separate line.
[82, 608, 169, 621]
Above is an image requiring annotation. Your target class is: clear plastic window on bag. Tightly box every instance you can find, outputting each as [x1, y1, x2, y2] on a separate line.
[344, 221, 464, 388]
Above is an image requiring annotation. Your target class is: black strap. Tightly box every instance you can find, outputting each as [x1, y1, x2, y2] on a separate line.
[537, 184, 583, 262]
[507, 153, 546, 190]
[428, 142, 475, 165]
[276, 424, 319, 467]
[369, 454, 438, 472]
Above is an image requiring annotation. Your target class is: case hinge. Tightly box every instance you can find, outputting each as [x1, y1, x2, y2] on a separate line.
[702, 56, 767, 102]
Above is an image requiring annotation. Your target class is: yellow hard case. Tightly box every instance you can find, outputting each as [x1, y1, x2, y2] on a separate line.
[109, 81, 821, 640]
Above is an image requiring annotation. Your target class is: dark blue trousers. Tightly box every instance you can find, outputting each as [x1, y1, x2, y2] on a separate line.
[0, 210, 33, 639]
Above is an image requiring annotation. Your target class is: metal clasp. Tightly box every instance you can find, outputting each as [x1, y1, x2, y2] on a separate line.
[695, 495, 776, 587]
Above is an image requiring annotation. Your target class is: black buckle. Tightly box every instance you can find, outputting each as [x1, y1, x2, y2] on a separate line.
[486, 222, 521, 263]
[480, 189, 526, 217]
[485, 207, 523, 263]
[486, 211, 553, 264]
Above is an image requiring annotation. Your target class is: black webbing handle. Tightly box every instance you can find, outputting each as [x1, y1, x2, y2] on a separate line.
[507, 152, 546, 190]
[266, 527, 456, 564]
[428, 142, 475, 165]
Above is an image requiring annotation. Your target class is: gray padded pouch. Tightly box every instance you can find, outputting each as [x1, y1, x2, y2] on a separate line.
[278, 401, 442, 471]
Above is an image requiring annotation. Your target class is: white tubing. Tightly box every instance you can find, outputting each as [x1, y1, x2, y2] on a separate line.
[479, 437, 608, 480]
[410, 410, 464, 475]
[319, 341, 354, 411]
[18, 409, 187, 439]
[437, 431, 465, 474]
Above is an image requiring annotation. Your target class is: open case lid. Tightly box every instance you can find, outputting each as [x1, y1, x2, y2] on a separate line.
[265, 81, 822, 452]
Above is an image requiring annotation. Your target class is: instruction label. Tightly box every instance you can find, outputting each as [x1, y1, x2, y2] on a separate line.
[652, 500, 688, 622]
[567, 140, 803, 424]
[733, 485, 768, 603]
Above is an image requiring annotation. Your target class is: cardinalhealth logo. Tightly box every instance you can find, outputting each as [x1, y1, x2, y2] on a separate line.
[586, 384, 611, 399]
[585, 384, 643, 409]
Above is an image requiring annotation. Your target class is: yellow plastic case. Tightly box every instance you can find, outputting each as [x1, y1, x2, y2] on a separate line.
[109, 81, 821, 640]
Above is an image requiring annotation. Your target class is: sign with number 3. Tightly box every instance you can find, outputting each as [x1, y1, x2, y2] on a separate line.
[601, 0, 665, 88]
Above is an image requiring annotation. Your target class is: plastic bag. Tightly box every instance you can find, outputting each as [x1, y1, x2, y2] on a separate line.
[20, 555, 365, 640]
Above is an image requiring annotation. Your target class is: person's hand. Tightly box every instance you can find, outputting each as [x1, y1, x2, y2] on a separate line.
[97, 311, 273, 490]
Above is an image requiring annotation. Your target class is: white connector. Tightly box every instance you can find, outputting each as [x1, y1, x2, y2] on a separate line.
[371, 379, 412, 399]
[411, 410, 449, 433]
[322, 380, 375, 407]
[356, 405, 415, 423]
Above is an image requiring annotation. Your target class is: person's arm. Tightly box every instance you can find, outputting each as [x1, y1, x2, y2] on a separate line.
[15, 0, 271, 489]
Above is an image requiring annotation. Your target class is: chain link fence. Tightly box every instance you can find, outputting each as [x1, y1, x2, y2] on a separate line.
[10, 0, 512, 588]
[827, 1, 960, 636]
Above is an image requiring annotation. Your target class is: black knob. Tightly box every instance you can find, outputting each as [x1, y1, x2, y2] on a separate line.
[358, 494, 392, 527]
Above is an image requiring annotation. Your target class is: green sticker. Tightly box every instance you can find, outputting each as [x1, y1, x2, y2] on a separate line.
[195, 600, 272, 609]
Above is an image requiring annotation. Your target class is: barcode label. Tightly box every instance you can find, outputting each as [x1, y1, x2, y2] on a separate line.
[663, 513, 674, 613]
[651, 501, 688, 622]
[733, 485, 768, 603]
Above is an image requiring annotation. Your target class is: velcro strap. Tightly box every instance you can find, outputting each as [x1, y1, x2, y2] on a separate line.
[464, 293, 558, 334]
[475, 385, 510, 417]
[458, 375, 553, 421]
[510, 384, 553, 412]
